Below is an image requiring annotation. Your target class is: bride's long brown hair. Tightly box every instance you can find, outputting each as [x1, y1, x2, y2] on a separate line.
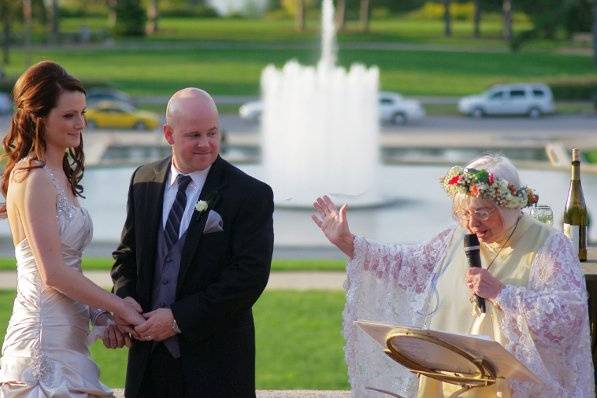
[1, 61, 86, 215]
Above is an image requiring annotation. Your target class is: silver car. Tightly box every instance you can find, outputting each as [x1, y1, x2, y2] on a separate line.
[458, 83, 555, 118]
[239, 91, 426, 125]
[0, 92, 11, 115]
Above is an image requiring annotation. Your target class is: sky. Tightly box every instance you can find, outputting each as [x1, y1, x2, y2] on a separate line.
[207, 0, 269, 15]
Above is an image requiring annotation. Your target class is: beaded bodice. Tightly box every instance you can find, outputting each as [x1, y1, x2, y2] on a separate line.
[0, 163, 111, 397]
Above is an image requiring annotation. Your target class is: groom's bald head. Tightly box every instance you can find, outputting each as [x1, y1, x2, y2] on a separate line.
[166, 88, 219, 127]
[163, 87, 220, 173]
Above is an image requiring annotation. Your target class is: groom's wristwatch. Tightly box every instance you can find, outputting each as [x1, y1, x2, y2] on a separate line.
[171, 318, 181, 334]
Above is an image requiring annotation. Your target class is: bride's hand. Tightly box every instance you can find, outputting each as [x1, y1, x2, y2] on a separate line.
[116, 298, 146, 327]
[312, 195, 354, 258]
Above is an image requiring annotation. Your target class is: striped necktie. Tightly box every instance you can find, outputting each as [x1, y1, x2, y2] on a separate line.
[164, 174, 193, 250]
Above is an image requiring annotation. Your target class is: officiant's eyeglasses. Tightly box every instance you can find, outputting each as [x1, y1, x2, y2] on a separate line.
[454, 208, 496, 222]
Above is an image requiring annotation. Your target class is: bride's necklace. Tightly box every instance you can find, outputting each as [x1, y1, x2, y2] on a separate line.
[484, 214, 522, 272]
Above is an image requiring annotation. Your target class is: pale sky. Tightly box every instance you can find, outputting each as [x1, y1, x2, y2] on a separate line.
[207, 0, 269, 15]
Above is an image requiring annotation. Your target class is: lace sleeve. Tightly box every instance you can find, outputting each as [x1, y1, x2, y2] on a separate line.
[494, 231, 587, 345]
[349, 228, 455, 294]
[343, 228, 456, 397]
[493, 231, 594, 397]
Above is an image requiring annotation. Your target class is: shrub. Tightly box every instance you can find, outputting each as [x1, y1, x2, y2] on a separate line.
[548, 78, 597, 101]
[409, 1, 475, 21]
[160, 4, 219, 18]
[112, 0, 146, 36]
[371, 7, 392, 20]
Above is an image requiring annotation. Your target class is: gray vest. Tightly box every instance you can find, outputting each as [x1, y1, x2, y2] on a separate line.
[150, 221, 188, 358]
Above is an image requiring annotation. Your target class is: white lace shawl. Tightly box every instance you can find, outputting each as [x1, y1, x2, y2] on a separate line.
[344, 227, 594, 398]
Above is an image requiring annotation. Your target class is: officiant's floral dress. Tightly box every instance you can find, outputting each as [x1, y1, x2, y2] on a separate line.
[0, 166, 113, 397]
[343, 215, 594, 398]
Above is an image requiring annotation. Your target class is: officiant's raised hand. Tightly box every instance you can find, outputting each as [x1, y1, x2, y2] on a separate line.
[312, 195, 355, 258]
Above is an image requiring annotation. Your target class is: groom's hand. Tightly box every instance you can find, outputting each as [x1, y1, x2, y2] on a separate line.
[135, 308, 177, 342]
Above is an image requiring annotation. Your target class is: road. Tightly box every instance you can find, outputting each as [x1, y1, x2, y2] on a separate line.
[219, 114, 597, 139]
[1, 114, 596, 140]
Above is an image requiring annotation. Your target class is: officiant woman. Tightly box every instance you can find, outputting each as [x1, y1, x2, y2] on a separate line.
[312, 154, 594, 397]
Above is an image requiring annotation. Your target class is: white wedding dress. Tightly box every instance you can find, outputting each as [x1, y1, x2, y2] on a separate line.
[0, 166, 113, 397]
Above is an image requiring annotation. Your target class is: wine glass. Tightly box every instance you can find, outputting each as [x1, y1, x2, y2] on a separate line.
[529, 204, 554, 226]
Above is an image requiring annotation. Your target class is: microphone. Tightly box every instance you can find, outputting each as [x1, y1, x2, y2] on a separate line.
[463, 233, 485, 313]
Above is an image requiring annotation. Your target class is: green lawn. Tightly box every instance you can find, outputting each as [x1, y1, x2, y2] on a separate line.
[0, 289, 348, 389]
[57, 15, 536, 47]
[0, 257, 346, 272]
[2, 46, 594, 98]
[2, 14, 594, 98]
[586, 149, 597, 164]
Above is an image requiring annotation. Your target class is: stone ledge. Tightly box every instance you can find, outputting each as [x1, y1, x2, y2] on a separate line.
[113, 390, 350, 397]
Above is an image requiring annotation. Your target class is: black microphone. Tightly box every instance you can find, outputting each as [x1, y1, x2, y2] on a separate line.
[463, 234, 485, 313]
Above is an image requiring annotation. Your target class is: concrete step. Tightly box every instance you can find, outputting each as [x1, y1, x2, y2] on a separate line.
[112, 389, 350, 397]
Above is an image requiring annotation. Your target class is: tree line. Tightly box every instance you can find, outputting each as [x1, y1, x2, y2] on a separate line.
[1, 0, 596, 66]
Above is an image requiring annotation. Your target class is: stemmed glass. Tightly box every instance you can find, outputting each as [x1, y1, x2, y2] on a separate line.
[528, 204, 554, 226]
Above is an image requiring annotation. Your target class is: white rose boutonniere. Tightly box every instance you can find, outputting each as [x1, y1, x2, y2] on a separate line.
[195, 200, 209, 213]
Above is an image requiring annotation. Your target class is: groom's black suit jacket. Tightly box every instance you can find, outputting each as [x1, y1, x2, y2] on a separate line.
[111, 155, 274, 398]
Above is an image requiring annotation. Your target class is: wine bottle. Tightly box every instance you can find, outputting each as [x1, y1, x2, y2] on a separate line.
[563, 148, 588, 262]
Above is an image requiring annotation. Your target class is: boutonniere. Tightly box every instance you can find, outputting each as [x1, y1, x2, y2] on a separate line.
[194, 186, 223, 214]
[195, 200, 209, 213]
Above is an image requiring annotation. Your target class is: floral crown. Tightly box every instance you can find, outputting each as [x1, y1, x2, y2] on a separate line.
[440, 166, 538, 208]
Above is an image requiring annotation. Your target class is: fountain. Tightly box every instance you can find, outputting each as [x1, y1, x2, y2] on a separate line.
[261, 0, 382, 207]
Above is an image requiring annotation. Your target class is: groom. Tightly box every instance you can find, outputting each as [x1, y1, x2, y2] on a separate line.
[110, 88, 274, 398]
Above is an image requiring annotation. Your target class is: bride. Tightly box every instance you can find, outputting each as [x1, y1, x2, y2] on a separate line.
[0, 61, 145, 397]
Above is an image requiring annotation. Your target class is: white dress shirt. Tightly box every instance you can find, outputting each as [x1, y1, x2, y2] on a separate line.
[162, 163, 211, 238]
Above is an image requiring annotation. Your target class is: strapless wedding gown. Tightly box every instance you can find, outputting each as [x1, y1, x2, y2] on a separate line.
[0, 167, 113, 397]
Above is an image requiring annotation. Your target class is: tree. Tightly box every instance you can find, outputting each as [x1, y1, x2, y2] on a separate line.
[563, 0, 592, 38]
[0, 0, 13, 65]
[113, 0, 146, 36]
[147, 0, 159, 34]
[513, 0, 568, 50]
[593, 0, 597, 66]
[443, 0, 451, 37]
[473, 0, 481, 38]
[359, 0, 371, 33]
[24, 0, 33, 66]
[107, 0, 117, 28]
[335, 0, 346, 31]
[295, 0, 305, 32]
[44, 0, 60, 43]
[503, 0, 513, 43]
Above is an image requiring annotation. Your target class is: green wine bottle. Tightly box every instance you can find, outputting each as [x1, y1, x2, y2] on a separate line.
[563, 148, 588, 262]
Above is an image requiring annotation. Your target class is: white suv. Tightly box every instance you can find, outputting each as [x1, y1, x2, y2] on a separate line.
[458, 83, 555, 118]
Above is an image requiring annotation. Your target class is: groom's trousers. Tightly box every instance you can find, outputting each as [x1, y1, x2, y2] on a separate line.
[137, 343, 184, 397]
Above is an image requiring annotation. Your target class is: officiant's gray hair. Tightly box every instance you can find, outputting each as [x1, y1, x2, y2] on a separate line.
[453, 154, 523, 229]
[466, 154, 521, 189]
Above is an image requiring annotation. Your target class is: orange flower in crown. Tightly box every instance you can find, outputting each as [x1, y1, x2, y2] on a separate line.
[440, 166, 538, 208]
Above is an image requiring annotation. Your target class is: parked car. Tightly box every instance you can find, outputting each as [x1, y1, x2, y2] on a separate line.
[378, 91, 425, 125]
[86, 87, 134, 107]
[458, 83, 555, 118]
[86, 101, 160, 131]
[239, 101, 263, 122]
[239, 91, 426, 125]
[0, 92, 12, 115]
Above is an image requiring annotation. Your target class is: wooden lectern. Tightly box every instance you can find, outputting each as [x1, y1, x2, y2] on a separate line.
[356, 321, 541, 398]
